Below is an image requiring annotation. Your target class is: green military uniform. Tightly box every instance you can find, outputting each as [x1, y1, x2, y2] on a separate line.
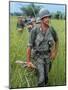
[28, 26, 55, 86]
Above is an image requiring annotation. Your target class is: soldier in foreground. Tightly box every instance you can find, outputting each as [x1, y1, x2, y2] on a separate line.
[26, 9, 58, 87]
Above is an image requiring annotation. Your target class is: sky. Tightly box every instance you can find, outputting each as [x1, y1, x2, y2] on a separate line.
[10, 2, 66, 13]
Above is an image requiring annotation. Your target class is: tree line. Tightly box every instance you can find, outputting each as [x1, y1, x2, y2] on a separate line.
[10, 3, 65, 19]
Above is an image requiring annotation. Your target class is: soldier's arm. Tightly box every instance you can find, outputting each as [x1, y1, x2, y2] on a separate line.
[26, 28, 36, 64]
[49, 40, 56, 60]
[26, 47, 36, 68]
[50, 38, 58, 60]
[26, 47, 31, 63]
[51, 26, 59, 55]
[48, 27, 58, 60]
[48, 34, 56, 59]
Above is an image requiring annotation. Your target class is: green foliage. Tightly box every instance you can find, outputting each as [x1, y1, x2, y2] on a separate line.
[20, 3, 41, 17]
[51, 11, 65, 19]
[10, 16, 66, 88]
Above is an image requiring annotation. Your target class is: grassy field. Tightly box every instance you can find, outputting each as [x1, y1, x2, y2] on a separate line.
[9, 16, 66, 88]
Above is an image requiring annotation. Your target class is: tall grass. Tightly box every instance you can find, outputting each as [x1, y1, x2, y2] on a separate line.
[9, 16, 66, 88]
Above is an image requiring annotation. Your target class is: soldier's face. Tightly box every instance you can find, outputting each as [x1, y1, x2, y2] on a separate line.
[42, 16, 50, 26]
[27, 24, 33, 30]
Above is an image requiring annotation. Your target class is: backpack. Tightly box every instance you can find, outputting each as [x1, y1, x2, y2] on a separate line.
[50, 26, 59, 59]
[50, 26, 58, 43]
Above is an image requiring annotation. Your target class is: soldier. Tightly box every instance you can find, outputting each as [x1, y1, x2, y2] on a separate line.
[31, 17, 36, 27]
[35, 17, 41, 28]
[16, 16, 25, 31]
[26, 9, 57, 87]
[36, 17, 41, 24]
[27, 20, 33, 32]
[27, 17, 36, 32]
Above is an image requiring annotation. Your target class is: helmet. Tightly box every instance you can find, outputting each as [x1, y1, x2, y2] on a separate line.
[27, 20, 32, 25]
[39, 9, 51, 19]
[36, 17, 41, 24]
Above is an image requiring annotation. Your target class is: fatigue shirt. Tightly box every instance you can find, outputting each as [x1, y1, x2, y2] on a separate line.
[28, 27, 54, 63]
[28, 26, 55, 60]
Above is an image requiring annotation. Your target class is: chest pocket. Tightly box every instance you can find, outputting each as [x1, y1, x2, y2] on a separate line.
[35, 32, 44, 46]
[35, 32, 49, 51]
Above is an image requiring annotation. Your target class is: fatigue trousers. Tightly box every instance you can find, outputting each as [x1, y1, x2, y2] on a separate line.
[36, 57, 50, 87]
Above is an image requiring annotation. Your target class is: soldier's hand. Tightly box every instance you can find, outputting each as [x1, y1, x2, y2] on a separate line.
[50, 51, 56, 60]
[26, 61, 32, 67]
[26, 61, 36, 69]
